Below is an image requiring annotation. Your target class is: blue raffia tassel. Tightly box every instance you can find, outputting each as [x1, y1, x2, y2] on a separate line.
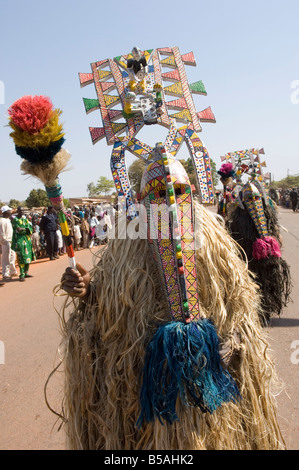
[137, 318, 241, 426]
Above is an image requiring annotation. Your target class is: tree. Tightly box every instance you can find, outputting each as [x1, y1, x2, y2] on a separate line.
[210, 159, 219, 188]
[25, 189, 50, 208]
[271, 175, 299, 190]
[87, 177, 114, 196]
[128, 159, 147, 195]
[179, 158, 197, 187]
[87, 182, 98, 197]
[8, 199, 22, 209]
[179, 157, 219, 190]
[96, 176, 114, 195]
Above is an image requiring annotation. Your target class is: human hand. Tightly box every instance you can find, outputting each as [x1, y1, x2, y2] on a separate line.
[60, 262, 90, 298]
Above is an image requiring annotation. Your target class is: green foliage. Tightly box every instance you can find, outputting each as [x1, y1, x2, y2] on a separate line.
[8, 199, 22, 209]
[96, 176, 114, 195]
[210, 159, 219, 188]
[179, 158, 197, 187]
[271, 175, 299, 190]
[87, 182, 98, 197]
[63, 198, 70, 208]
[87, 177, 114, 196]
[25, 189, 50, 208]
[179, 157, 219, 189]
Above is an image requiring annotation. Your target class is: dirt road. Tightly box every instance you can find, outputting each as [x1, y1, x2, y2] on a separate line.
[0, 207, 298, 450]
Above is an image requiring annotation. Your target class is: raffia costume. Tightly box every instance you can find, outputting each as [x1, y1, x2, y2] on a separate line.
[58, 198, 284, 450]
[216, 154, 291, 326]
[228, 180, 291, 325]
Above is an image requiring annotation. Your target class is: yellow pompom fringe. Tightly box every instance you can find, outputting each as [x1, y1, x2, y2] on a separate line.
[9, 109, 64, 148]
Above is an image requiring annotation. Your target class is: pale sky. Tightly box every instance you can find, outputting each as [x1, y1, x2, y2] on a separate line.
[0, 0, 298, 202]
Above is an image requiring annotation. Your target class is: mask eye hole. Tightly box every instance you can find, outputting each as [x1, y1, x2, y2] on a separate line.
[159, 189, 166, 198]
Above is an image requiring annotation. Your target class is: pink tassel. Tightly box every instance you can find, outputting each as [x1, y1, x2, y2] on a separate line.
[252, 238, 269, 260]
[252, 237, 281, 260]
[264, 236, 281, 258]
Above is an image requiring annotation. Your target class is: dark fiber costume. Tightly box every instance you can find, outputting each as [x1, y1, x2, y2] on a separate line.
[229, 182, 291, 325]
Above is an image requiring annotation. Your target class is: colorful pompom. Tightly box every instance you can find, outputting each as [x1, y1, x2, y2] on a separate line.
[218, 163, 235, 178]
[8, 95, 53, 134]
[8, 95, 65, 166]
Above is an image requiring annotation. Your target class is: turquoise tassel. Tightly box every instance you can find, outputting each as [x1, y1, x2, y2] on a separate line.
[137, 318, 240, 426]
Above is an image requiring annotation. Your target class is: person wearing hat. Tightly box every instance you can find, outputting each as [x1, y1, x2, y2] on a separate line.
[11, 207, 34, 281]
[0, 205, 18, 281]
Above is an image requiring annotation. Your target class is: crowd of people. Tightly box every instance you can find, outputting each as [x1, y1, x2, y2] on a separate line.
[0, 202, 115, 286]
[277, 187, 299, 211]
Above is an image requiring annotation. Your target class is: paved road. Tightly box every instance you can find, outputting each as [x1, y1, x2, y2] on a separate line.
[265, 207, 299, 450]
[0, 207, 298, 450]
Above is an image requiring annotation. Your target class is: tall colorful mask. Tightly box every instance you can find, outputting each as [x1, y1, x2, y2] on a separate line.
[242, 182, 281, 260]
[137, 145, 240, 425]
[79, 46, 240, 426]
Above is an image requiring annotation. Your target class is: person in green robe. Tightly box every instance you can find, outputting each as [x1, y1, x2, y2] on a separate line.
[11, 207, 33, 281]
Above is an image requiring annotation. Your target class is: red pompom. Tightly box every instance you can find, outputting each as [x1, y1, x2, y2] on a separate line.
[8, 95, 53, 134]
